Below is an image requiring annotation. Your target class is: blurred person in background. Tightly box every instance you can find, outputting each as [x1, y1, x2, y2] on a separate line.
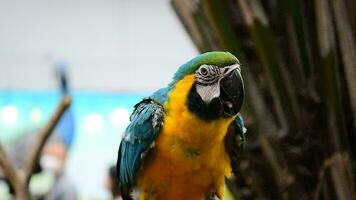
[40, 136, 78, 200]
[2, 60, 77, 199]
[105, 166, 122, 200]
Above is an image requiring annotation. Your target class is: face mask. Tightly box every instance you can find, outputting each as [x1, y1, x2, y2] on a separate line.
[40, 155, 62, 176]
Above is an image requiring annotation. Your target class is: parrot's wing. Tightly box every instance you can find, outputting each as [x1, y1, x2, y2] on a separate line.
[117, 98, 164, 200]
[225, 113, 247, 174]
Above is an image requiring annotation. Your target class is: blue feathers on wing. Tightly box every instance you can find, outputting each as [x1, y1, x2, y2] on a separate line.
[117, 98, 164, 194]
[225, 113, 247, 174]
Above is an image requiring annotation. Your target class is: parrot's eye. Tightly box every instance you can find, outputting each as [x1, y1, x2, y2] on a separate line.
[201, 67, 208, 75]
[196, 65, 220, 86]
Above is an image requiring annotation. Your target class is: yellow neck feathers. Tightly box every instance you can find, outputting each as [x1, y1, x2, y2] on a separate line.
[162, 74, 234, 151]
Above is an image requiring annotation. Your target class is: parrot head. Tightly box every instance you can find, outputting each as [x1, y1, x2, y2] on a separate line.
[171, 51, 244, 121]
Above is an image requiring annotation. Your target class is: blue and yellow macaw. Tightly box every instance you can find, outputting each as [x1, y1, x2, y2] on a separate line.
[117, 52, 246, 200]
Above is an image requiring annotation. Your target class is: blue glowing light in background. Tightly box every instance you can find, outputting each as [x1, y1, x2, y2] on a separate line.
[0, 90, 146, 198]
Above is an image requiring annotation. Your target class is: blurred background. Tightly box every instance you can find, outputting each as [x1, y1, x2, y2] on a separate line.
[0, 0, 196, 199]
[171, 0, 356, 199]
[1, 0, 356, 200]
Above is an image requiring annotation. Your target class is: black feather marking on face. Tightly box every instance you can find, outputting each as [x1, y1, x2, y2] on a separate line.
[186, 82, 222, 121]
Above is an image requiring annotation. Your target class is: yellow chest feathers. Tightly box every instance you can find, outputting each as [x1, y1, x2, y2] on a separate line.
[137, 75, 235, 200]
[157, 74, 234, 173]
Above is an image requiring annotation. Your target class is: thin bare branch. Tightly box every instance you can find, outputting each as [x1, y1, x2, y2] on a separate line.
[0, 143, 21, 192]
[24, 96, 72, 184]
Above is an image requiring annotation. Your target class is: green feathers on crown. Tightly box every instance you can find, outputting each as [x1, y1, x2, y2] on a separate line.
[171, 51, 239, 85]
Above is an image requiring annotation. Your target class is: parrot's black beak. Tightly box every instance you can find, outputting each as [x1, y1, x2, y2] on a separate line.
[219, 69, 244, 117]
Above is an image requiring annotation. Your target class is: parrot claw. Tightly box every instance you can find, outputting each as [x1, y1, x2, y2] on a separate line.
[206, 192, 220, 200]
[212, 195, 220, 200]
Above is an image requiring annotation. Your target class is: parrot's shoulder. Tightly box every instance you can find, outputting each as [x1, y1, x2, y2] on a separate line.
[234, 113, 247, 139]
[149, 87, 171, 105]
[225, 113, 247, 174]
[124, 98, 164, 142]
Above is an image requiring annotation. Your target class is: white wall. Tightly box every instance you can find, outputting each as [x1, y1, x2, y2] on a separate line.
[0, 0, 197, 91]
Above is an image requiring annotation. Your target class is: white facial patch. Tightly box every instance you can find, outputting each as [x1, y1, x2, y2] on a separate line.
[195, 63, 241, 104]
[196, 83, 220, 104]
